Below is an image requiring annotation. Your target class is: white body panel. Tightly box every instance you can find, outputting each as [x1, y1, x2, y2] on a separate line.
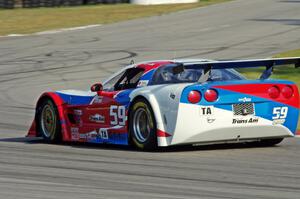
[130, 84, 191, 146]
[130, 84, 294, 147]
[171, 103, 293, 146]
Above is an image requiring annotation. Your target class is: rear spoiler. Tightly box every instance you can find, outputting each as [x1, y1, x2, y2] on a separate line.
[178, 57, 300, 82]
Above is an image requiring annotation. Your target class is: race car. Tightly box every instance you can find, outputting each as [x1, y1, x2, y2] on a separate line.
[27, 57, 300, 150]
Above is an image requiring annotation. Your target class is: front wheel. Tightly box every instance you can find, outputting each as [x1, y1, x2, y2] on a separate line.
[37, 99, 61, 143]
[129, 99, 157, 151]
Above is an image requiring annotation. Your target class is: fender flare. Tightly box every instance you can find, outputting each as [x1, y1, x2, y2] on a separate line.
[28, 92, 70, 141]
[129, 93, 171, 146]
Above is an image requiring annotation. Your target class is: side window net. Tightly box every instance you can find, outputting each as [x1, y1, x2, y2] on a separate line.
[103, 71, 125, 91]
[114, 68, 144, 91]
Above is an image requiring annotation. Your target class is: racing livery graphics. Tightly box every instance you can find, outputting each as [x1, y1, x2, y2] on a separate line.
[27, 58, 300, 150]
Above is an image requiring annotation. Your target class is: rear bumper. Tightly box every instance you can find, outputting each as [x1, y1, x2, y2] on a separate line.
[171, 125, 293, 146]
[161, 103, 295, 146]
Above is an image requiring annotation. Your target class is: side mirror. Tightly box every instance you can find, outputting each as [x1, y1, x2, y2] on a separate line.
[90, 83, 103, 92]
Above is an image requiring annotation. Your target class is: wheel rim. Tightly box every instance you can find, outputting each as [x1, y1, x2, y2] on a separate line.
[40, 104, 56, 138]
[133, 107, 152, 143]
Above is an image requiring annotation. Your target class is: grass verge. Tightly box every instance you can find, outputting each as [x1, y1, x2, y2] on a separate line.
[238, 49, 300, 86]
[0, 0, 230, 36]
[238, 49, 300, 130]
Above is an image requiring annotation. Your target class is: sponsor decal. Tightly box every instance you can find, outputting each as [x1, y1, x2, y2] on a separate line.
[74, 109, 82, 116]
[92, 95, 103, 104]
[89, 114, 105, 123]
[272, 119, 285, 125]
[99, 128, 109, 139]
[232, 117, 259, 124]
[74, 109, 83, 125]
[207, 118, 216, 123]
[199, 106, 214, 116]
[71, 127, 79, 140]
[86, 130, 98, 141]
[137, 80, 149, 87]
[238, 97, 252, 103]
[83, 129, 110, 141]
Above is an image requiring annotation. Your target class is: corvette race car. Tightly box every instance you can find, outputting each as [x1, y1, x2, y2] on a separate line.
[27, 57, 300, 150]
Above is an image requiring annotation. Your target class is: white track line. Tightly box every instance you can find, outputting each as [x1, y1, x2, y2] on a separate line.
[1, 24, 101, 38]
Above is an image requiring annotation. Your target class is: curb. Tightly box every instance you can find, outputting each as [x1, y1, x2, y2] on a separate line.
[0, 24, 101, 38]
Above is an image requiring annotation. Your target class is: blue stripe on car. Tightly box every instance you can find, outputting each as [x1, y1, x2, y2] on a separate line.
[55, 92, 95, 105]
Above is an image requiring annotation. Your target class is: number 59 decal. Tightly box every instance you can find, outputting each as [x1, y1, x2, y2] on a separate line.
[110, 105, 127, 126]
[272, 107, 288, 119]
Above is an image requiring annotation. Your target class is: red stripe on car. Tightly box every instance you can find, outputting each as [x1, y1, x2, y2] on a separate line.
[213, 84, 300, 108]
[157, 129, 171, 137]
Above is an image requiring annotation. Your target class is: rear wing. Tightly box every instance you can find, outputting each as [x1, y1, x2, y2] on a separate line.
[178, 57, 300, 82]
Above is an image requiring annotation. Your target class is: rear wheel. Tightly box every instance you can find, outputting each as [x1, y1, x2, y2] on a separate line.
[37, 99, 61, 143]
[129, 99, 157, 151]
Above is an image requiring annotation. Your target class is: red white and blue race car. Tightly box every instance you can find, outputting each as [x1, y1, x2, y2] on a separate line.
[27, 57, 300, 150]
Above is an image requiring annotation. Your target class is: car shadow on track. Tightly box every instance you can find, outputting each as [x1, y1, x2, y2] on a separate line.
[0, 136, 281, 153]
[158, 143, 282, 153]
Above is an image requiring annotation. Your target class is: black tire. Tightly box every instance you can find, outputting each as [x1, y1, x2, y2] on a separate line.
[249, 138, 284, 147]
[36, 99, 61, 143]
[129, 99, 157, 151]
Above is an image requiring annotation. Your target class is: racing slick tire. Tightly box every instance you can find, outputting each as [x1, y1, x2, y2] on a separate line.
[129, 98, 157, 151]
[249, 138, 284, 147]
[36, 99, 62, 143]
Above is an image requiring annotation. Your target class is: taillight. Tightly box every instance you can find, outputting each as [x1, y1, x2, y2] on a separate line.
[282, 85, 294, 99]
[204, 89, 218, 102]
[188, 90, 201, 104]
[268, 86, 280, 99]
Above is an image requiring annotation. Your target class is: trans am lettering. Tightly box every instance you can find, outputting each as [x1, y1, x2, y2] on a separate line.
[232, 118, 259, 124]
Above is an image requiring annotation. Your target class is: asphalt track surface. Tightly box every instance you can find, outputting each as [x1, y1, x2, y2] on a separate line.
[0, 0, 300, 198]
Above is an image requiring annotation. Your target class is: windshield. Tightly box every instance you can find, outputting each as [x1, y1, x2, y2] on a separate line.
[151, 64, 246, 85]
